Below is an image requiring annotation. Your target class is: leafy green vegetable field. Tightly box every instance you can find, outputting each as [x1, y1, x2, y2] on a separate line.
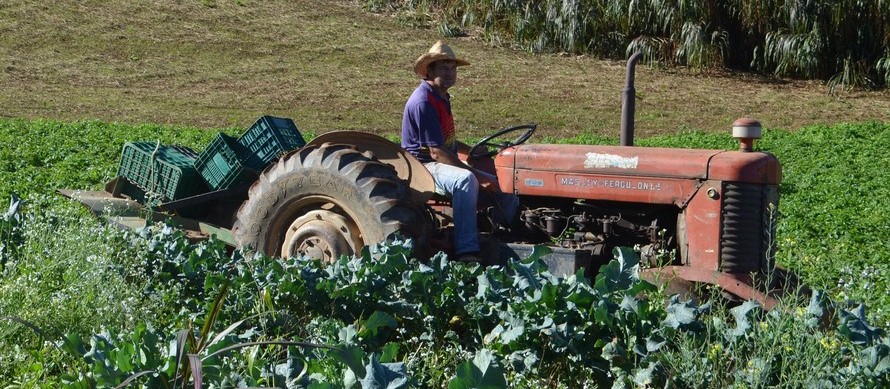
[1, 119, 889, 387]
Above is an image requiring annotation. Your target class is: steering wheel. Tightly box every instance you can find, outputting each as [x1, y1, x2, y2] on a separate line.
[468, 123, 537, 159]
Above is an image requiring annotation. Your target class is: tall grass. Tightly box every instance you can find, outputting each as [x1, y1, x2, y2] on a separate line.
[733, 0, 890, 91]
[370, 0, 890, 89]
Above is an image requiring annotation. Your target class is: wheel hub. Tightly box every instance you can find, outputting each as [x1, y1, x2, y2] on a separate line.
[282, 209, 361, 262]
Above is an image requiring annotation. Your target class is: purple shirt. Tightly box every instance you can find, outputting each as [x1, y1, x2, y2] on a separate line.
[401, 82, 457, 163]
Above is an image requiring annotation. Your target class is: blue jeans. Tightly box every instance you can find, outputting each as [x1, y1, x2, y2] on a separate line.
[424, 162, 519, 255]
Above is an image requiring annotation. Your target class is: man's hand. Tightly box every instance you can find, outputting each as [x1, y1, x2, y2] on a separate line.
[429, 145, 501, 192]
[429, 146, 465, 167]
[476, 173, 501, 192]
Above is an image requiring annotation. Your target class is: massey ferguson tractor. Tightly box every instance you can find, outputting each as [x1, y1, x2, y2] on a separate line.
[62, 54, 792, 308]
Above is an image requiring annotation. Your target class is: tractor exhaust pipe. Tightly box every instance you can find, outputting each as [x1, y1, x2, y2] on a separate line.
[621, 52, 643, 146]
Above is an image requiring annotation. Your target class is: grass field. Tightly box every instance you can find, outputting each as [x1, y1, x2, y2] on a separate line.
[1, 0, 888, 140]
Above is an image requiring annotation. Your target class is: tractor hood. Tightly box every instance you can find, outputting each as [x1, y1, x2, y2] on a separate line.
[494, 144, 780, 205]
[499, 144, 779, 182]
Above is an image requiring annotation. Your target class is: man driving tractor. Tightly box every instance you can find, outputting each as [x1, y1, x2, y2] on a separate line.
[401, 41, 519, 263]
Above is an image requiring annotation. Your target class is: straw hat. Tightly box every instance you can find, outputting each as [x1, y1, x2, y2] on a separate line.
[413, 40, 470, 78]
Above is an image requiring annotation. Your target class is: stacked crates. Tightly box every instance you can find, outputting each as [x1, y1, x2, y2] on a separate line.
[117, 142, 206, 202]
[193, 133, 257, 192]
[194, 116, 306, 191]
[117, 115, 306, 202]
[238, 116, 306, 171]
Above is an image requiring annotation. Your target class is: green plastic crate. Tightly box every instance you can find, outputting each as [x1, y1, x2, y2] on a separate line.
[194, 133, 258, 191]
[117, 142, 207, 202]
[238, 116, 306, 170]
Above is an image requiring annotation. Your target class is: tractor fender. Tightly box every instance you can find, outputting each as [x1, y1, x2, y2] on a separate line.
[305, 131, 436, 204]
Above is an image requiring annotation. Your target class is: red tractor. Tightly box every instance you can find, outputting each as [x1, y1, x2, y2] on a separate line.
[64, 54, 792, 308]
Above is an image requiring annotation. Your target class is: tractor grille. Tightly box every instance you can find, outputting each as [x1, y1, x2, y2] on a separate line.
[720, 183, 779, 274]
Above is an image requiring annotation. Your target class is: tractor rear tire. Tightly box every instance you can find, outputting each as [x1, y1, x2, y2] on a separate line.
[233, 143, 427, 261]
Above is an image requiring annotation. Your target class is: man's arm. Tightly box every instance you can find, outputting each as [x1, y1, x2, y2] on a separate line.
[428, 145, 499, 191]
[428, 139, 474, 166]
[428, 145, 465, 167]
[455, 140, 471, 155]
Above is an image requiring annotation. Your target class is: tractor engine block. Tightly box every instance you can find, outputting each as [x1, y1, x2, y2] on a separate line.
[518, 202, 675, 266]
